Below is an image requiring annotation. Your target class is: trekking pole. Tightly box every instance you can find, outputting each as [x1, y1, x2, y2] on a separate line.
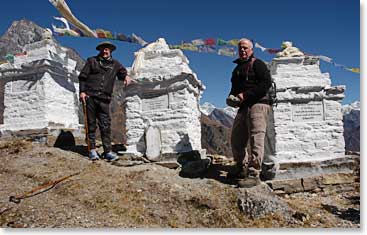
[9, 172, 80, 204]
[82, 98, 91, 153]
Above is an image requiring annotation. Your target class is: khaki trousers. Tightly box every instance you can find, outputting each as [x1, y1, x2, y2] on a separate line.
[231, 103, 271, 177]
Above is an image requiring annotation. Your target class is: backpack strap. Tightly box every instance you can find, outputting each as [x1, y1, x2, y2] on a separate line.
[245, 57, 257, 74]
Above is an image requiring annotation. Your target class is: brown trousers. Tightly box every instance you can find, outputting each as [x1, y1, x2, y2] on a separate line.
[231, 103, 271, 177]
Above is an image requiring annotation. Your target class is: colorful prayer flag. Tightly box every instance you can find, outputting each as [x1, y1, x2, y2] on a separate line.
[218, 47, 236, 57]
[116, 33, 128, 41]
[217, 39, 228, 46]
[5, 54, 14, 63]
[266, 48, 281, 54]
[204, 38, 216, 46]
[96, 29, 107, 38]
[105, 30, 114, 39]
[318, 55, 333, 63]
[228, 39, 239, 46]
[348, 68, 360, 73]
[255, 42, 266, 52]
[191, 39, 205, 46]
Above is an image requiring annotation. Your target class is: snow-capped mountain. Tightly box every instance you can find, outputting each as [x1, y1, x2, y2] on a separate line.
[342, 101, 360, 115]
[342, 101, 360, 152]
[200, 102, 237, 128]
[222, 106, 237, 119]
[200, 102, 216, 116]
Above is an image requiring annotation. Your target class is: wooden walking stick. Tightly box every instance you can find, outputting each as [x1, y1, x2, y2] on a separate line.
[9, 172, 80, 204]
[82, 99, 91, 153]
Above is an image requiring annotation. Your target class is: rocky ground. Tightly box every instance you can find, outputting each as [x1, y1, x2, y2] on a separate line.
[0, 139, 360, 228]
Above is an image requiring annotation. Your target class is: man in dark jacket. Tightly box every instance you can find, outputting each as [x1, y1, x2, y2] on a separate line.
[79, 41, 134, 161]
[227, 38, 272, 187]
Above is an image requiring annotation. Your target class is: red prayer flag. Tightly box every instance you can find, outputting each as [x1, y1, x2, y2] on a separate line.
[204, 38, 216, 46]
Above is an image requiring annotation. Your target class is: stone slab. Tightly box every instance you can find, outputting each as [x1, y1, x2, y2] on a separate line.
[145, 126, 162, 161]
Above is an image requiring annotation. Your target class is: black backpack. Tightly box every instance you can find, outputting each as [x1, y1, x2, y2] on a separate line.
[247, 57, 277, 106]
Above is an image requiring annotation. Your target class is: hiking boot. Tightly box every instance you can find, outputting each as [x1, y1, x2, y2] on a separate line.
[237, 176, 261, 188]
[227, 165, 247, 179]
[89, 149, 100, 161]
[103, 151, 119, 162]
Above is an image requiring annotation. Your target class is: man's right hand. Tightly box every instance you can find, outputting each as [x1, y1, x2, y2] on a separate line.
[226, 95, 241, 108]
[123, 76, 137, 87]
[79, 92, 88, 103]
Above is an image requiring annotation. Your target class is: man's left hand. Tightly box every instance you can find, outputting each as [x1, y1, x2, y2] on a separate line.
[237, 92, 246, 104]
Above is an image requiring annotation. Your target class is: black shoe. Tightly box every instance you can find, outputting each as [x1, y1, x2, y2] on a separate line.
[227, 165, 247, 179]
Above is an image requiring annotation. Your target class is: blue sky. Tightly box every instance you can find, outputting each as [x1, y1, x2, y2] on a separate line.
[0, 0, 361, 107]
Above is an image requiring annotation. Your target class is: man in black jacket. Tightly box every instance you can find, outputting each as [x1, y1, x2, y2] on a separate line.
[79, 41, 134, 161]
[227, 38, 272, 187]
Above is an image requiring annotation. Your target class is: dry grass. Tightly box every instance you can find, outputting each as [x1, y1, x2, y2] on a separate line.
[0, 140, 360, 228]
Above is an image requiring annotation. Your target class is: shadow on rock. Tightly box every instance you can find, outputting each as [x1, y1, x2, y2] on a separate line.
[56, 144, 126, 158]
[53, 130, 76, 149]
[322, 204, 360, 224]
[202, 163, 238, 185]
[178, 154, 238, 186]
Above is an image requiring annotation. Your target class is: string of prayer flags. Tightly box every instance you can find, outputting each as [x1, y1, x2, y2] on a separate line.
[0, 51, 28, 64]
[255, 42, 359, 74]
[49, 0, 97, 37]
[49, 0, 359, 74]
[254, 42, 281, 54]
[215, 38, 239, 47]
[14, 52, 27, 57]
[317, 56, 359, 74]
[52, 16, 81, 37]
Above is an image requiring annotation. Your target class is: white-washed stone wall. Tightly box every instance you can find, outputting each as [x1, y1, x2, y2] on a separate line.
[0, 39, 80, 133]
[271, 57, 331, 89]
[13, 39, 77, 73]
[123, 38, 205, 157]
[270, 56, 345, 164]
[2, 77, 47, 130]
[124, 75, 203, 155]
[43, 72, 79, 128]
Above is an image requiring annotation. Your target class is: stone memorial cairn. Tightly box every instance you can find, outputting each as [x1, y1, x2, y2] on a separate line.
[0, 39, 83, 144]
[265, 55, 358, 193]
[121, 38, 208, 169]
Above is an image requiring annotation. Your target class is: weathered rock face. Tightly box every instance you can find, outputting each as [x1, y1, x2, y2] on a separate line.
[0, 19, 84, 71]
[0, 38, 82, 141]
[0, 20, 44, 59]
[268, 56, 349, 180]
[208, 108, 234, 129]
[342, 101, 360, 152]
[122, 38, 205, 160]
[199, 103, 235, 156]
[200, 114, 232, 157]
[237, 183, 294, 219]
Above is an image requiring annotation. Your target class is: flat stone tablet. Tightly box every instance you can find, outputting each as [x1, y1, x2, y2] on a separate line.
[145, 126, 161, 161]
